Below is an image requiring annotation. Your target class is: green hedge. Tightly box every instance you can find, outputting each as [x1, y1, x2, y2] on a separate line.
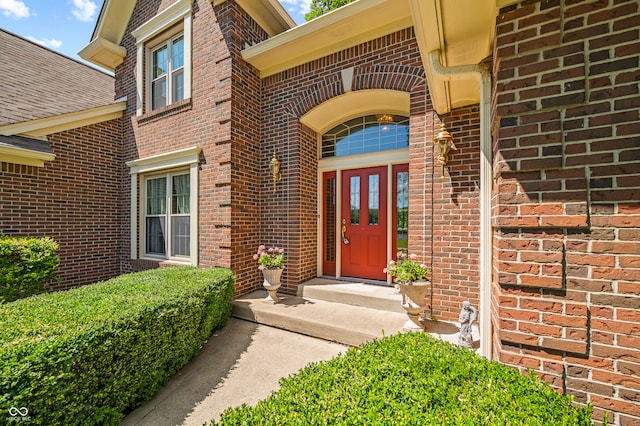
[216, 333, 592, 425]
[0, 267, 234, 425]
[0, 235, 59, 302]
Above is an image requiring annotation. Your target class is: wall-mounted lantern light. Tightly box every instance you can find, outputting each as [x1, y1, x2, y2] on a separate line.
[269, 150, 282, 192]
[434, 123, 455, 179]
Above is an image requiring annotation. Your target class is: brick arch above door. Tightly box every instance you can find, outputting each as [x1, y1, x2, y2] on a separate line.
[292, 64, 427, 120]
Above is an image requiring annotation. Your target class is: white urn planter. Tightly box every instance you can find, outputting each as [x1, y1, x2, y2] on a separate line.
[397, 280, 429, 331]
[260, 266, 283, 304]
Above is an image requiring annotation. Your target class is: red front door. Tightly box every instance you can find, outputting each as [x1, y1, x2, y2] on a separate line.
[340, 166, 388, 280]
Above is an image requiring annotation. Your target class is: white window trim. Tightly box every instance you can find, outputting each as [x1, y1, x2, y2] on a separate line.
[127, 146, 201, 265]
[150, 32, 185, 110]
[132, 0, 193, 116]
[143, 171, 191, 261]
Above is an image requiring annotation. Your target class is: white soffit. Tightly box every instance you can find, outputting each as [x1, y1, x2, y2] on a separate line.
[245, 0, 495, 114]
[211, 0, 294, 36]
[412, 0, 495, 114]
[79, 0, 136, 71]
[242, 0, 413, 77]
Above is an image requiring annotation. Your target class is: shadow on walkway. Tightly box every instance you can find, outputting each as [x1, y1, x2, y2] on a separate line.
[121, 317, 346, 426]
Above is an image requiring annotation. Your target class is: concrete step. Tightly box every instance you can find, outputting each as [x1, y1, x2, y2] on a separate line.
[232, 290, 407, 347]
[297, 278, 405, 314]
[232, 289, 470, 348]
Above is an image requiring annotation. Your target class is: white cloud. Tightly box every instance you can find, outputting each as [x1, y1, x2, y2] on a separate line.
[71, 0, 97, 22]
[280, 0, 311, 16]
[0, 0, 30, 19]
[26, 35, 63, 49]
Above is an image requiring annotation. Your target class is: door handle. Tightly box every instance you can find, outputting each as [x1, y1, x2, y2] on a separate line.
[341, 219, 349, 244]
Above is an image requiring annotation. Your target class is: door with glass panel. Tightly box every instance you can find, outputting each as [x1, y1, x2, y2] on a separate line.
[340, 166, 388, 280]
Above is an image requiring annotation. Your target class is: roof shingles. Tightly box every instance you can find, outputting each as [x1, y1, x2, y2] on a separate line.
[0, 29, 115, 127]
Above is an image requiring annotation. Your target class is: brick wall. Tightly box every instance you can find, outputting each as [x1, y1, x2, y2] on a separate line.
[433, 107, 481, 320]
[225, 2, 269, 295]
[259, 28, 482, 318]
[116, 0, 268, 291]
[0, 118, 123, 289]
[114, 2, 482, 314]
[492, 0, 640, 423]
[261, 29, 433, 296]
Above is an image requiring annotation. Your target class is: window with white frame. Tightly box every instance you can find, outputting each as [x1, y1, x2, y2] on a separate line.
[150, 33, 185, 110]
[144, 171, 191, 258]
[132, 0, 192, 116]
[126, 146, 200, 265]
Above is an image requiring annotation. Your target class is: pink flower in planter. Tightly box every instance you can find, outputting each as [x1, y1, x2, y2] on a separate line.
[254, 244, 287, 269]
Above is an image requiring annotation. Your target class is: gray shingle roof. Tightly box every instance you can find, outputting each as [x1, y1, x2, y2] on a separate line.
[0, 134, 54, 155]
[0, 29, 115, 127]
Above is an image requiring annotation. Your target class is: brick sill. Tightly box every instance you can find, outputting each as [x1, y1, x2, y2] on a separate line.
[137, 98, 192, 124]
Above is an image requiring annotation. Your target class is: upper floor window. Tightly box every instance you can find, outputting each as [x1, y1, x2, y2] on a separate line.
[132, 0, 193, 116]
[151, 33, 185, 110]
[321, 114, 409, 158]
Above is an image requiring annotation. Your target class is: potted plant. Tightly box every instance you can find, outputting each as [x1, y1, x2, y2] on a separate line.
[253, 245, 286, 303]
[384, 254, 430, 331]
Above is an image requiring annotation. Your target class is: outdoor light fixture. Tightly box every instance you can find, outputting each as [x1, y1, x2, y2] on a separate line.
[376, 114, 394, 124]
[269, 150, 282, 192]
[376, 114, 394, 131]
[434, 123, 455, 179]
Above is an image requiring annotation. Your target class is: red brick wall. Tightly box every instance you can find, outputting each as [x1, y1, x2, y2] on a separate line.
[114, 3, 483, 314]
[116, 0, 268, 291]
[433, 107, 481, 320]
[492, 0, 640, 423]
[261, 29, 433, 296]
[226, 2, 269, 294]
[0, 118, 123, 289]
[259, 28, 482, 319]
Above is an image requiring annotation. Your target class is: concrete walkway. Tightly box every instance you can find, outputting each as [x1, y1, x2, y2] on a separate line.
[121, 317, 346, 426]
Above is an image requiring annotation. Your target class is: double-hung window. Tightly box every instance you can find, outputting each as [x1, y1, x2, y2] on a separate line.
[127, 146, 200, 265]
[132, 0, 192, 116]
[145, 171, 191, 259]
[151, 34, 185, 110]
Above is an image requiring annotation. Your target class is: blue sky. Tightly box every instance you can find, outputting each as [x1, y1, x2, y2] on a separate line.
[0, 0, 309, 64]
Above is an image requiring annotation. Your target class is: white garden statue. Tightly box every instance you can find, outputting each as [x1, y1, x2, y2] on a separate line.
[458, 301, 477, 348]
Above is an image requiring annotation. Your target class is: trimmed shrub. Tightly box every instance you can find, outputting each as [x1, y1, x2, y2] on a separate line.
[0, 235, 59, 302]
[0, 267, 234, 425]
[215, 333, 592, 425]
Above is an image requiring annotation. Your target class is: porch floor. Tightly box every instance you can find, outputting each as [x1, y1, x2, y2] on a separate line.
[232, 278, 479, 350]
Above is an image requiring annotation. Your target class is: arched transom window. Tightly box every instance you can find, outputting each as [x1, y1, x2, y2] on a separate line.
[321, 114, 409, 158]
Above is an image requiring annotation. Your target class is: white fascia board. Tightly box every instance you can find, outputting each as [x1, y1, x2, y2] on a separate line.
[0, 148, 55, 167]
[0, 102, 126, 138]
[242, 0, 410, 76]
[410, 0, 450, 114]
